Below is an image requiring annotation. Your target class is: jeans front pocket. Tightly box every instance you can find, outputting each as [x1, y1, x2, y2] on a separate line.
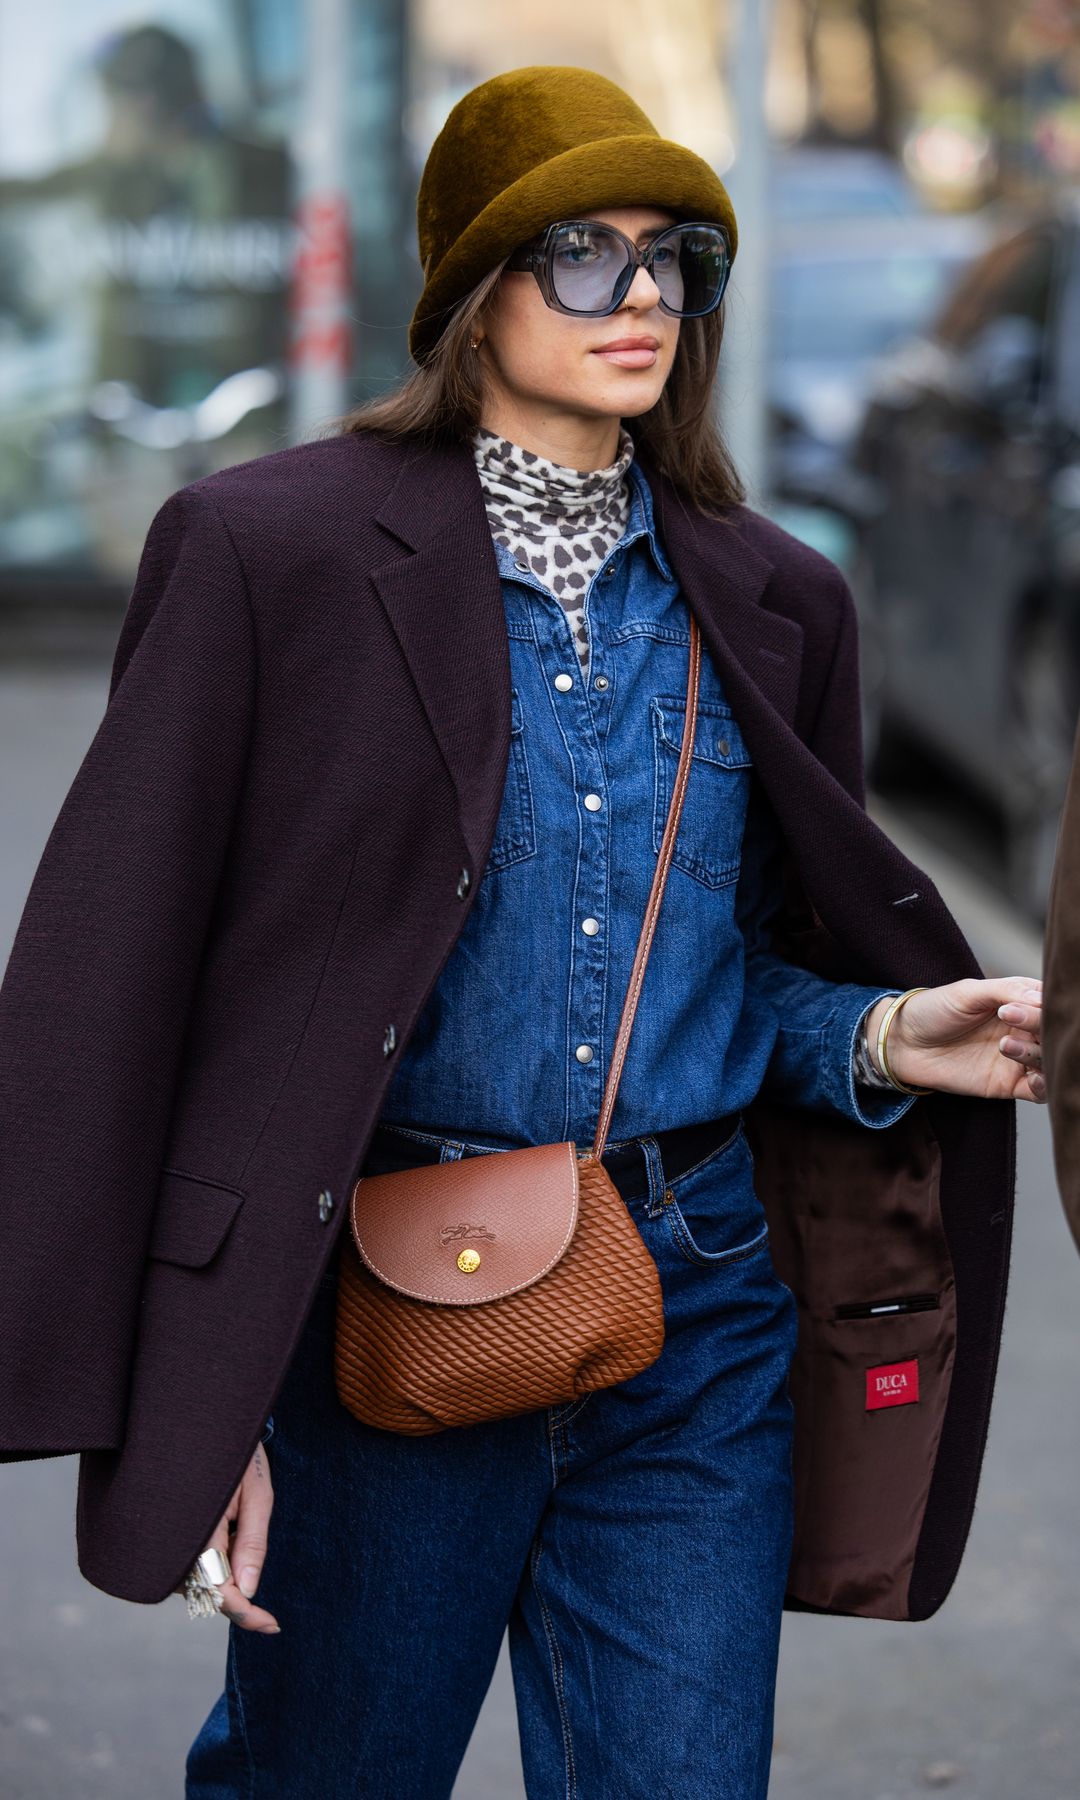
[486, 687, 537, 874]
[651, 694, 753, 889]
[663, 1121, 770, 1267]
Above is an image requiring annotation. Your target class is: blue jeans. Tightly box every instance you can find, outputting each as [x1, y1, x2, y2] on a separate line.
[186, 1117, 798, 1799]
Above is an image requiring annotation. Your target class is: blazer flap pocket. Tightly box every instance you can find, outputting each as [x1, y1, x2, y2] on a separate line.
[148, 1170, 246, 1267]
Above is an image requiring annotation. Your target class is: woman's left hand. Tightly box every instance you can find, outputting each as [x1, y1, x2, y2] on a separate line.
[867, 976, 1045, 1103]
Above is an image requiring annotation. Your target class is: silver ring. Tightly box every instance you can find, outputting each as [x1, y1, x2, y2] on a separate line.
[196, 1547, 232, 1587]
[182, 1546, 232, 1620]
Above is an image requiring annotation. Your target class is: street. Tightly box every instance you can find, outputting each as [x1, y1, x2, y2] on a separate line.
[0, 661, 1076, 1799]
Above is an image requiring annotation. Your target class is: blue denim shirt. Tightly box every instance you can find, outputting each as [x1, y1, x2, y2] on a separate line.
[379, 459, 915, 1147]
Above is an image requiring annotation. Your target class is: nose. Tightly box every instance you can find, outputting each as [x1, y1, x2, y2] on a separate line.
[622, 261, 663, 310]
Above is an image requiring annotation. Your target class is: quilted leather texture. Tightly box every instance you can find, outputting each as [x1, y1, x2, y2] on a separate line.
[334, 1152, 666, 1434]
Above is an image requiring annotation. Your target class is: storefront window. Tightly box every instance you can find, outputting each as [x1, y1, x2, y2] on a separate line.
[0, 3, 409, 599]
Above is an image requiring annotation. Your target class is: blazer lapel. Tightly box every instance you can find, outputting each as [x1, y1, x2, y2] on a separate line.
[370, 437, 826, 896]
[371, 441, 513, 870]
[637, 450, 802, 732]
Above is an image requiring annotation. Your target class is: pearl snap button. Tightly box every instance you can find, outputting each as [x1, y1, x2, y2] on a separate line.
[717, 737, 731, 757]
[575, 1044, 594, 1064]
[583, 793, 602, 812]
[594, 675, 609, 689]
[554, 672, 574, 692]
[581, 917, 600, 936]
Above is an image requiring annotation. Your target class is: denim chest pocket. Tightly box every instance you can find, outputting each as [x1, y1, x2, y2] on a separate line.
[486, 687, 537, 875]
[651, 693, 753, 888]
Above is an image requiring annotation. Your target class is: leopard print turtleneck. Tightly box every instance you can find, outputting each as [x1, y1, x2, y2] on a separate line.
[471, 425, 636, 675]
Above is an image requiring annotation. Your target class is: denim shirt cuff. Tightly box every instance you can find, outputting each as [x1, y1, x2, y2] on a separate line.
[832, 990, 918, 1128]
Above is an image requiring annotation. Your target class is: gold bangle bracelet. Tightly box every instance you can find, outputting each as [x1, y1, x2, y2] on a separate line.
[876, 987, 934, 1096]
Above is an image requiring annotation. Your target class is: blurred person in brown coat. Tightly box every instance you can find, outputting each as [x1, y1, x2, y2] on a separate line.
[1042, 733, 1080, 1249]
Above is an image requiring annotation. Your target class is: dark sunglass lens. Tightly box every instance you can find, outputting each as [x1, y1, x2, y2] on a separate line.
[653, 226, 730, 315]
[549, 223, 628, 312]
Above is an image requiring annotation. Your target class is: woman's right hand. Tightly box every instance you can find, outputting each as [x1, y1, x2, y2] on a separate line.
[173, 1441, 280, 1633]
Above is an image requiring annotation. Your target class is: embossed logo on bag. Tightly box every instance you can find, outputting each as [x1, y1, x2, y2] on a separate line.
[439, 1222, 496, 1246]
[866, 1359, 919, 1410]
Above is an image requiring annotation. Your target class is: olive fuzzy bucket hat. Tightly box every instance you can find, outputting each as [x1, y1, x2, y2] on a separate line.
[409, 64, 739, 366]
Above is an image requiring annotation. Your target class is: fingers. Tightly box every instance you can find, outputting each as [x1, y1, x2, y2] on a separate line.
[997, 1020, 1047, 1103]
[998, 974, 1043, 1001]
[184, 1450, 280, 1634]
[951, 974, 1042, 1015]
[997, 1001, 1042, 1033]
[997, 979, 1043, 1109]
[217, 1576, 281, 1634]
[232, 1442, 274, 1604]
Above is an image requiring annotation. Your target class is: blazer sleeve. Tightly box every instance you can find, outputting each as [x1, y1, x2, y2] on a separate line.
[0, 487, 256, 1459]
[1042, 717, 1080, 1254]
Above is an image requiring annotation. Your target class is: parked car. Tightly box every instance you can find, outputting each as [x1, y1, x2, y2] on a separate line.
[767, 211, 995, 507]
[851, 202, 1080, 921]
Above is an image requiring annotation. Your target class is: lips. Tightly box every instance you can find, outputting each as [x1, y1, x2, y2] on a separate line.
[592, 337, 660, 353]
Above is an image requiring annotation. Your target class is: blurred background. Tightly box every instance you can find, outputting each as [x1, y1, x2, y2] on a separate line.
[1, 3, 1079, 1796]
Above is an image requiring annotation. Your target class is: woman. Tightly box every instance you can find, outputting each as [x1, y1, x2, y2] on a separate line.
[0, 67, 1042, 1799]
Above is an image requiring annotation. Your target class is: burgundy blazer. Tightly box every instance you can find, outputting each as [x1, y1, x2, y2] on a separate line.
[0, 429, 1014, 1620]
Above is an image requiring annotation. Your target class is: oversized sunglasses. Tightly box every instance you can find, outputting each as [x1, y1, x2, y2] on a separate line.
[504, 218, 733, 318]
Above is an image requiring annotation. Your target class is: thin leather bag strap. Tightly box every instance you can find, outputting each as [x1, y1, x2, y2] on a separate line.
[590, 611, 702, 1160]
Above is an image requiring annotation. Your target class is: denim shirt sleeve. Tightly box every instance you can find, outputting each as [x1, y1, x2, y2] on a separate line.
[735, 777, 916, 1129]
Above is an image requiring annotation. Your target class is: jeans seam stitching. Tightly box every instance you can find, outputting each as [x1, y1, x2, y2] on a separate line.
[486, 711, 537, 872]
[668, 1213, 771, 1269]
[227, 1627, 258, 1797]
[531, 1538, 578, 1800]
[548, 1394, 591, 1438]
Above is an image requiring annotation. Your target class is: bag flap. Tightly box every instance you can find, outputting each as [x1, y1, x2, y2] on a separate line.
[349, 1141, 580, 1306]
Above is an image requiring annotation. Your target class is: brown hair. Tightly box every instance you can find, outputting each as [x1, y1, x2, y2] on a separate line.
[327, 256, 745, 518]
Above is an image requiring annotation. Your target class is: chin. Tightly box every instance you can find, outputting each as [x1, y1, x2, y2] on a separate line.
[576, 374, 669, 418]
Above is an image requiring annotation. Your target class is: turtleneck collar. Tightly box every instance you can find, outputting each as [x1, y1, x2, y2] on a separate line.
[470, 425, 637, 675]
[471, 425, 636, 524]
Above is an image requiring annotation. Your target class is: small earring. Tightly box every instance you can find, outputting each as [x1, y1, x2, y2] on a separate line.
[471, 337, 482, 350]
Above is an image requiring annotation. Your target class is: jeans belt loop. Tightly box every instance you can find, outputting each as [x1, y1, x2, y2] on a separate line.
[638, 1136, 668, 1219]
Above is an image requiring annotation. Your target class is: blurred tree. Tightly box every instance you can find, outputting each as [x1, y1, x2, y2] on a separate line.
[794, 0, 1080, 200]
[857, 0, 903, 150]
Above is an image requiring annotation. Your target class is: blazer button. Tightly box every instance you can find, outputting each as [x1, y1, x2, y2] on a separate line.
[457, 867, 471, 899]
[383, 1023, 397, 1056]
[318, 1189, 334, 1223]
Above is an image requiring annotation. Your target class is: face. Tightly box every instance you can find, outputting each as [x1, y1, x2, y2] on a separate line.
[476, 205, 682, 438]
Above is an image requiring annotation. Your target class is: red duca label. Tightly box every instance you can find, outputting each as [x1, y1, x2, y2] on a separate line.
[866, 1359, 920, 1410]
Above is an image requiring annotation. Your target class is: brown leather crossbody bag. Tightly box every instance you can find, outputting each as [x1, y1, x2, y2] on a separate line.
[333, 614, 702, 1435]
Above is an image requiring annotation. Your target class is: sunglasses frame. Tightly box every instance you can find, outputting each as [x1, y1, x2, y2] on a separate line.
[504, 217, 733, 319]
